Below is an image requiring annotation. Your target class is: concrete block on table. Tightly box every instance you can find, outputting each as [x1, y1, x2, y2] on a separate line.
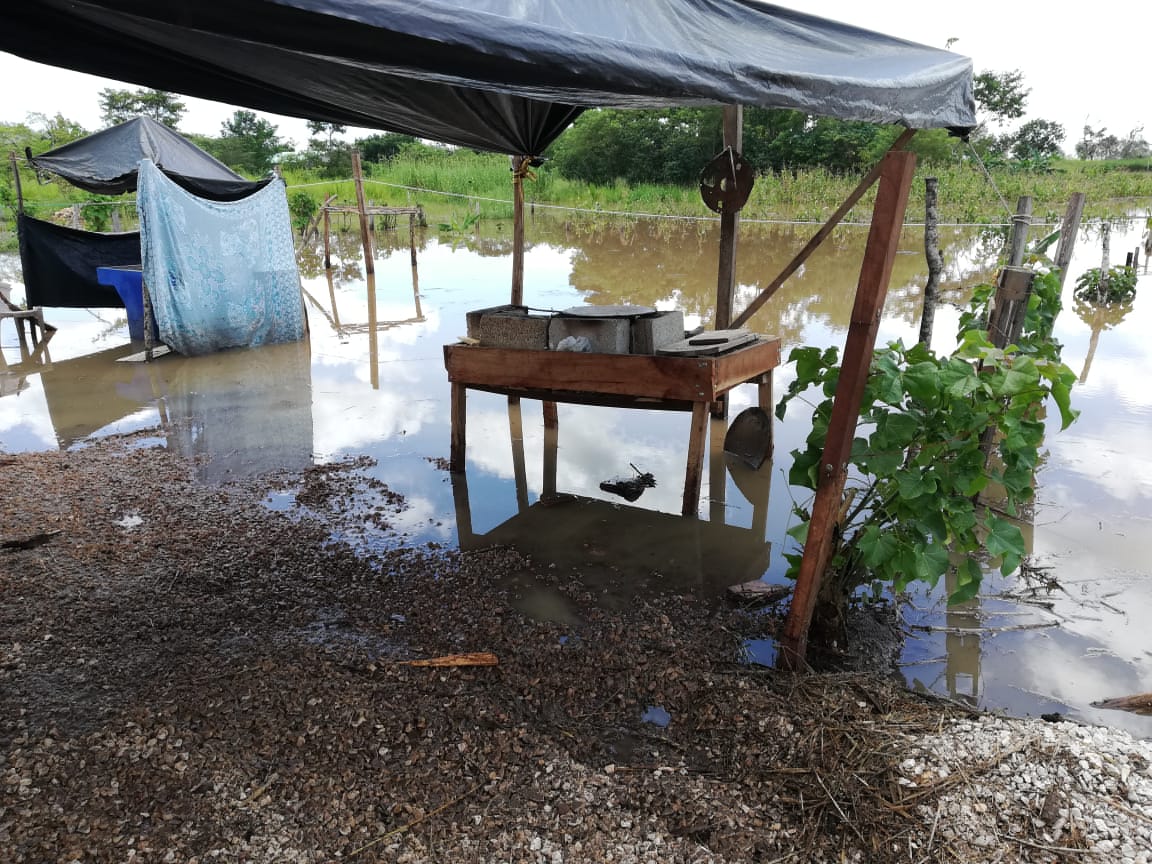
[548, 315, 631, 354]
[466, 304, 525, 340]
[631, 311, 685, 354]
[477, 309, 551, 350]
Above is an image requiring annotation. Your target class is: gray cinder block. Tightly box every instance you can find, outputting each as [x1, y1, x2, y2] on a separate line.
[631, 310, 685, 354]
[477, 309, 551, 350]
[466, 304, 526, 339]
[548, 315, 631, 354]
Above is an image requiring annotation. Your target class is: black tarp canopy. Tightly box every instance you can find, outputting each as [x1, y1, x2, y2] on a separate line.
[3, 1, 975, 156]
[29, 116, 272, 199]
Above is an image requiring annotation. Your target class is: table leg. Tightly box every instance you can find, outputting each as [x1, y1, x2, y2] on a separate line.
[508, 397, 529, 512]
[683, 401, 708, 517]
[542, 401, 558, 498]
[758, 371, 774, 455]
[450, 383, 467, 472]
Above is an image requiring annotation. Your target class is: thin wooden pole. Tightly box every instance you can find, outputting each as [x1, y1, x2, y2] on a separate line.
[511, 155, 527, 305]
[9, 151, 24, 214]
[508, 398, 529, 513]
[409, 213, 421, 317]
[1054, 193, 1085, 291]
[450, 384, 467, 472]
[682, 402, 710, 517]
[779, 150, 918, 668]
[542, 401, 558, 499]
[351, 150, 374, 276]
[918, 177, 942, 346]
[322, 206, 332, 269]
[715, 105, 743, 331]
[142, 281, 155, 362]
[730, 128, 916, 330]
[1006, 196, 1033, 267]
[366, 270, 379, 390]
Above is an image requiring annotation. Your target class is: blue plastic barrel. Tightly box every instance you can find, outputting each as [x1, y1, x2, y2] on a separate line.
[95, 265, 158, 342]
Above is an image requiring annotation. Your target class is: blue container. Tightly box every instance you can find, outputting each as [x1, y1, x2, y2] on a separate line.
[96, 265, 159, 342]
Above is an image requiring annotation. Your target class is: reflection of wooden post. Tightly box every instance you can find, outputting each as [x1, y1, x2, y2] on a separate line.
[780, 151, 917, 668]
[322, 206, 332, 269]
[450, 471, 476, 547]
[366, 271, 379, 390]
[324, 266, 342, 330]
[8, 152, 23, 213]
[708, 417, 727, 525]
[450, 384, 467, 472]
[919, 177, 942, 346]
[542, 401, 558, 499]
[351, 150, 374, 276]
[508, 398, 529, 513]
[511, 155, 527, 305]
[1054, 193, 1085, 291]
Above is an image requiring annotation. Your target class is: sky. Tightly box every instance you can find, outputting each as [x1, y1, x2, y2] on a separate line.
[0, 2, 1147, 153]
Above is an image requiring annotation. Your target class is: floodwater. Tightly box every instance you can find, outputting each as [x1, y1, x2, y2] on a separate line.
[2, 207, 1150, 737]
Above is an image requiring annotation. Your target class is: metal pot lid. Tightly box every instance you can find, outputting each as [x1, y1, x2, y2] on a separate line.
[560, 304, 656, 318]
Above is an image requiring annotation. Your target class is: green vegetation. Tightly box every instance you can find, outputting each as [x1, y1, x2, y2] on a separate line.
[1074, 265, 1139, 303]
[776, 266, 1077, 642]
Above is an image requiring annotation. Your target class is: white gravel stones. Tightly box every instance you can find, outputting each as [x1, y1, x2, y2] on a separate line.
[899, 715, 1152, 860]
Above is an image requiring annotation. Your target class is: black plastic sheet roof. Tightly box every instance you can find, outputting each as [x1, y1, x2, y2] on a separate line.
[3, 0, 975, 155]
[28, 117, 272, 199]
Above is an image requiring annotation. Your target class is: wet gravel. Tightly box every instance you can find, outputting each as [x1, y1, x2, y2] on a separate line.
[2, 433, 1149, 863]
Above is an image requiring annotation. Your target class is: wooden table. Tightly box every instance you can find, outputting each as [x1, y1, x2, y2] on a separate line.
[443, 337, 781, 516]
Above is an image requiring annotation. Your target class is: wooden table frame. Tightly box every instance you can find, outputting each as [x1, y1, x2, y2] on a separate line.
[443, 337, 781, 516]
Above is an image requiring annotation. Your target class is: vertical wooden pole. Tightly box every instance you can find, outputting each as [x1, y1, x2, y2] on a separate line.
[511, 156, 526, 305]
[322, 206, 332, 269]
[508, 398, 529, 513]
[111, 207, 121, 232]
[1098, 223, 1111, 298]
[708, 417, 728, 524]
[70, 205, 81, 229]
[351, 150, 374, 276]
[366, 271, 379, 390]
[325, 265, 342, 330]
[1006, 196, 1033, 267]
[715, 106, 743, 331]
[142, 281, 155, 362]
[409, 214, 421, 317]
[780, 151, 917, 668]
[9, 152, 24, 214]
[1054, 193, 1086, 291]
[919, 177, 942, 346]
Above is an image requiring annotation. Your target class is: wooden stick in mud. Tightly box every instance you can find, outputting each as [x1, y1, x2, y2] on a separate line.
[399, 652, 498, 668]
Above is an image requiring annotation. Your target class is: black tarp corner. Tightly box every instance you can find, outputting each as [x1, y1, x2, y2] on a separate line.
[17, 214, 139, 308]
[28, 117, 272, 200]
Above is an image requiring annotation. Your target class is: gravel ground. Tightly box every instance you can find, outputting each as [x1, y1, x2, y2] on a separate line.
[2, 433, 1150, 863]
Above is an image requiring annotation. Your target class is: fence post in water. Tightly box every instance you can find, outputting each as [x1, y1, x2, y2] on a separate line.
[70, 204, 81, 229]
[409, 214, 421, 314]
[351, 150, 374, 276]
[1098, 223, 1111, 299]
[1054, 193, 1086, 291]
[322, 205, 332, 269]
[1007, 196, 1032, 267]
[918, 177, 942, 346]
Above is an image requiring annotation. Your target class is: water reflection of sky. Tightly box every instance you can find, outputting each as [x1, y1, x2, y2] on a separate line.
[2, 211, 1151, 736]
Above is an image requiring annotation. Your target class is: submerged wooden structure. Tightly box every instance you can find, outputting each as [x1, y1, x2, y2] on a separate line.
[6, 0, 978, 663]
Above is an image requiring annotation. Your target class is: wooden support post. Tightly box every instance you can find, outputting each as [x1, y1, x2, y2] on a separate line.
[70, 204, 81, 229]
[1007, 196, 1033, 268]
[919, 177, 942, 346]
[110, 207, 121, 232]
[450, 383, 467, 472]
[683, 402, 709, 517]
[731, 129, 916, 329]
[1054, 193, 1086, 291]
[542, 401, 558, 499]
[511, 155, 527, 305]
[366, 271, 379, 390]
[322, 206, 332, 269]
[142, 281, 155, 362]
[715, 106, 743, 332]
[780, 150, 918, 668]
[9, 151, 24, 213]
[351, 150, 374, 276]
[409, 214, 422, 317]
[1098, 222, 1111, 298]
[708, 417, 728, 525]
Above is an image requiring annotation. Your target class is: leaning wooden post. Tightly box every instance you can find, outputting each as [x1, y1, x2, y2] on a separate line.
[351, 149, 374, 276]
[1053, 193, 1086, 291]
[9, 151, 24, 214]
[918, 177, 942, 346]
[322, 205, 332, 269]
[409, 213, 421, 311]
[779, 150, 917, 668]
[511, 155, 527, 305]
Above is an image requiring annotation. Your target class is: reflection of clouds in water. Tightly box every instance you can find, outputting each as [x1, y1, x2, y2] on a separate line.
[0, 378, 57, 451]
[1044, 427, 1152, 506]
[388, 494, 454, 542]
[310, 368, 436, 456]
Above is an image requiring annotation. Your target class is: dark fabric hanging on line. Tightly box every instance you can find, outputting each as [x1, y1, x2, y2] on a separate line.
[17, 214, 138, 309]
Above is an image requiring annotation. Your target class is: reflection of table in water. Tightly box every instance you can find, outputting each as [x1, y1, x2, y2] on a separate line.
[444, 337, 781, 516]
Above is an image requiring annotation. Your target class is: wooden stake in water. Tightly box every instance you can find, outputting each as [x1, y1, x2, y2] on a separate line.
[918, 177, 942, 346]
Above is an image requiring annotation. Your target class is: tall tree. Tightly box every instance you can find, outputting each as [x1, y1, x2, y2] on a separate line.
[26, 112, 88, 148]
[98, 88, 187, 128]
[973, 70, 1029, 127]
[306, 120, 347, 147]
[1010, 119, 1065, 160]
[214, 110, 285, 175]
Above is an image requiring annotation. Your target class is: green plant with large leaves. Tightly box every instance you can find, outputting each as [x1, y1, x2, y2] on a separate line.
[777, 268, 1078, 641]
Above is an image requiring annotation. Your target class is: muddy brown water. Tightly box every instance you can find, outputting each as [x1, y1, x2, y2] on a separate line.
[2, 210, 1150, 738]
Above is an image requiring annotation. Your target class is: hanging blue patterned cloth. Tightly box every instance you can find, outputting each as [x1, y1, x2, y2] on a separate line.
[136, 159, 305, 356]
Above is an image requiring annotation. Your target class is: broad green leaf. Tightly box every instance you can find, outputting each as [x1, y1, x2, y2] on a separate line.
[984, 515, 1026, 575]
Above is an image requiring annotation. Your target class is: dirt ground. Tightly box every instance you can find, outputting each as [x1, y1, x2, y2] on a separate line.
[0, 432, 1128, 863]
